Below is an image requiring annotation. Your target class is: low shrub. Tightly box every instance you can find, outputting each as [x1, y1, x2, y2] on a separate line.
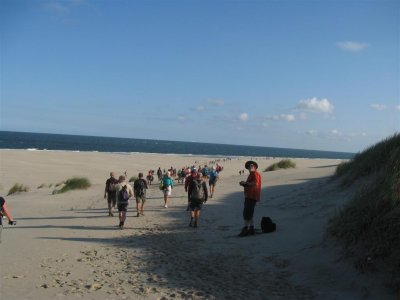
[264, 159, 296, 172]
[7, 183, 29, 196]
[52, 177, 91, 194]
[129, 176, 137, 182]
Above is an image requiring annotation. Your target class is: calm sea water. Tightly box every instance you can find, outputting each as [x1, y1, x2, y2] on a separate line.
[0, 131, 354, 159]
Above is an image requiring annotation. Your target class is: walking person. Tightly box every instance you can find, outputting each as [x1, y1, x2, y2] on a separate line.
[133, 173, 148, 217]
[162, 171, 174, 208]
[104, 172, 118, 216]
[188, 173, 208, 228]
[208, 166, 219, 198]
[238, 161, 261, 237]
[115, 175, 134, 229]
[0, 196, 17, 243]
[185, 168, 197, 210]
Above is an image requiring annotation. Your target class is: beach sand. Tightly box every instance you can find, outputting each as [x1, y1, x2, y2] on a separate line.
[0, 150, 393, 299]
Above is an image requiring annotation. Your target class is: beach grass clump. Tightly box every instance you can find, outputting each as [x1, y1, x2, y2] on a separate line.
[328, 133, 400, 287]
[52, 177, 91, 194]
[264, 159, 296, 172]
[7, 183, 30, 196]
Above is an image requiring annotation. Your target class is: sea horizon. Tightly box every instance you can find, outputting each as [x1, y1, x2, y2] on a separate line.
[0, 130, 354, 159]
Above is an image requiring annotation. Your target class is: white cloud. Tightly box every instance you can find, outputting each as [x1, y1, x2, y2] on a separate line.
[337, 41, 370, 52]
[195, 105, 205, 112]
[395, 105, 400, 112]
[306, 129, 317, 136]
[297, 97, 334, 114]
[331, 129, 342, 136]
[45, 2, 69, 13]
[272, 114, 296, 122]
[208, 99, 225, 106]
[370, 104, 386, 111]
[239, 113, 249, 122]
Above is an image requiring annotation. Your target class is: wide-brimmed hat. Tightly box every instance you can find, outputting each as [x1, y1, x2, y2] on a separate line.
[245, 160, 258, 169]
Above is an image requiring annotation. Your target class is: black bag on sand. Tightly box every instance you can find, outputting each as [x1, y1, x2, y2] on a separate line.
[261, 217, 276, 233]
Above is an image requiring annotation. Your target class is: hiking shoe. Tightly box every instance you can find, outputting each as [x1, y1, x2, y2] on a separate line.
[238, 227, 249, 237]
[164, 204, 168, 208]
[248, 226, 255, 235]
[140, 211, 145, 216]
[137, 213, 140, 217]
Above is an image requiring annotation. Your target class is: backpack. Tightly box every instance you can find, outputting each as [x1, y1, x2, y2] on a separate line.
[261, 217, 276, 233]
[118, 185, 129, 202]
[134, 179, 145, 197]
[190, 180, 205, 201]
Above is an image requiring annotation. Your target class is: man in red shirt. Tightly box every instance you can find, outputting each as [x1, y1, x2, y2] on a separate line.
[238, 160, 261, 237]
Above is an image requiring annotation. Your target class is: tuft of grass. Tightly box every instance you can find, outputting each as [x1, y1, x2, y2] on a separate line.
[264, 159, 296, 172]
[329, 133, 400, 288]
[37, 184, 46, 189]
[52, 177, 91, 194]
[55, 181, 65, 187]
[7, 183, 29, 196]
[129, 176, 137, 182]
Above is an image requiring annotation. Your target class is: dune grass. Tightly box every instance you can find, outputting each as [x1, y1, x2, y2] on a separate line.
[52, 177, 91, 194]
[264, 159, 296, 172]
[328, 133, 400, 288]
[7, 183, 29, 196]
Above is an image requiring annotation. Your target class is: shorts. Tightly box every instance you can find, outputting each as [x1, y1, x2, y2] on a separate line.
[189, 199, 203, 212]
[209, 179, 217, 186]
[243, 198, 257, 221]
[163, 186, 172, 196]
[117, 202, 128, 212]
[107, 193, 117, 206]
[135, 196, 146, 204]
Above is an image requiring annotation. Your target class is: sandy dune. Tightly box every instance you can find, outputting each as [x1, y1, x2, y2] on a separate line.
[0, 150, 393, 299]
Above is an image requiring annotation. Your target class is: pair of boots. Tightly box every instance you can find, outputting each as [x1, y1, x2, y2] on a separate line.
[238, 226, 255, 237]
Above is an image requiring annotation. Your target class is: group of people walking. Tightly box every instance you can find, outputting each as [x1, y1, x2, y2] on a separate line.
[103, 160, 262, 237]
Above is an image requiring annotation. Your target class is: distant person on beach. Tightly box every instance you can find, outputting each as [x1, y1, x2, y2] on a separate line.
[133, 173, 148, 217]
[208, 166, 219, 198]
[0, 196, 17, 242]
[116, 175, 134, 229]
[157, 167, 163, 181]
[238, 161, 261, 237]
[161, 171, 174, 208]
[104, 172, 118, 217]
[188, 173, 208, 228]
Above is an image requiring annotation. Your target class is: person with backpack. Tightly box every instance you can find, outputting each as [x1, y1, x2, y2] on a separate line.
[238, 160, 262, 237]
[161, 171, 174, 208]
[208, 166, 219, 198]
[115, 175, 133, 229]
[104, 172, 118, 217]
[133, 173, 148, 217]
[188, 172, 208, 228]
[0, 196, 17, 243]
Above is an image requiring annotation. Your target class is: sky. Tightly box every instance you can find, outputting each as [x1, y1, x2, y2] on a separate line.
[1, 0, 399, 153]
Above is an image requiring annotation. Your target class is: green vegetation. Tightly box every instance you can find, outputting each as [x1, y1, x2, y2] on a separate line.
[52, 177, 91, 194]
[328, 133, 400, 287]
[55, 181, 65, 187]
[264, 159, 296, 172]
[129, 176, 137, 182]
[7, 183, 30, 196]
[37, 184, 46, 189]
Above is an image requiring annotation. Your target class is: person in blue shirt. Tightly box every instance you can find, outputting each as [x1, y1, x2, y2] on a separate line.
[162, 171, 174, 208]
[208, 166, 219, 198]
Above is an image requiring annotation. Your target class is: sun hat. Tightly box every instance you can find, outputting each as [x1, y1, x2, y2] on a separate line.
[245, 160, 258, 170]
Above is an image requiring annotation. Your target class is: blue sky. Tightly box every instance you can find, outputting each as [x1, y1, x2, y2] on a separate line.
[1, 0, 399, 153]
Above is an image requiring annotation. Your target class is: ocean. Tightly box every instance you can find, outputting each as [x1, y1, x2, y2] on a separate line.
[0, 131, 354, 159]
